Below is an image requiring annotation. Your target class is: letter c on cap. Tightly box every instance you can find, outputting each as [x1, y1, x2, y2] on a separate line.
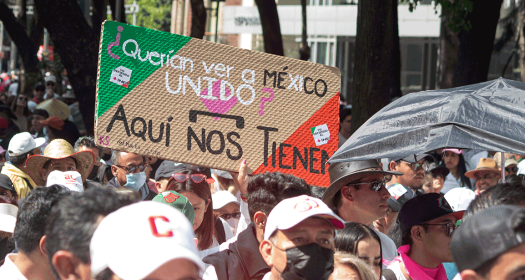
[148, 216, 173, 237]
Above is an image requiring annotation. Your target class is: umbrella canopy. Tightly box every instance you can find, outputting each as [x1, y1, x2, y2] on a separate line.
[330, 78, 525, 163]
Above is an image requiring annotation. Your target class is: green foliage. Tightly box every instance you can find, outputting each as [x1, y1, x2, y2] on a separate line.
[126, 0, 172, 31]
[401, 0, 474, 33]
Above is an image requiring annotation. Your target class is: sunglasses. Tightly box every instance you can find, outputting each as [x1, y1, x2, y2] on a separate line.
[402, 160, 430, 171]
[506, 166, 518, 173]
[172, 173, 207, 184]
[18, 96, 27, 101]
[422, 222, 456, 237]
[46, 82, 56, 86]
[348, 180, 387, 192]
[220, 212, 241, 220]
[115, 163, 147, 173]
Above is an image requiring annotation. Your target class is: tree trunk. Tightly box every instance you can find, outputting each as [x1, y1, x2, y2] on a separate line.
[351, 0, 401, 134]
[518, 0, 525, 81]
[453, 0, 504, 86]
[438, 7, 460, 89]
[299, 0, 310, 61]
[92, 0, 108, 40]
[34, 0, 99, 135]
[254, 0, 284, 56]
[109, 0, 127, 23]
[189, 0, 206, 39]
[0, 1, 39, 96]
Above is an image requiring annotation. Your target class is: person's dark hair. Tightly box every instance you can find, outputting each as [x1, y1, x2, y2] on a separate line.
[9, 150, 33, 165]
[310, 186, 327, 199]
[456, 154, 472, 189]
[247, 171, 311, 224]
[388, 218, 402, 248]
[401, 223, 428, 247]
[13, 185, 70, 254]
[95, 268, 115, 280]
[32, 109, 49, 119]
[498, 174, 524, 185]
[340, 107, 351, 123]
[464, 182, 525, 220]
[111, 150, 144, 167]
[165, 170, 214, 250]
[45, 186, 140, 279]
[47, 119, 80, 147]
[335, 222, 382, 278]
[10, 93, 30, 117]
[74, 136, 102, 157]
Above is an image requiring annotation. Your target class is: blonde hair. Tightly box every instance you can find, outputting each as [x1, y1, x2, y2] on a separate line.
[332, 251, 378, 280]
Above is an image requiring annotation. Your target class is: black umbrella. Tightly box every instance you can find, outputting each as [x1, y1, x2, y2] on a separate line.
[330, 78, 525, 166]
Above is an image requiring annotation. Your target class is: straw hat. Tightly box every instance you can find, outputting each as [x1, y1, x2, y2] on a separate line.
[25, 139, 95, 186]
[465, 158, 501, 180]
[36, 98, 70, 120]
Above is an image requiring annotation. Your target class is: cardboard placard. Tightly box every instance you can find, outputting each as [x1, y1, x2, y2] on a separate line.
[95, 21, 340, 187]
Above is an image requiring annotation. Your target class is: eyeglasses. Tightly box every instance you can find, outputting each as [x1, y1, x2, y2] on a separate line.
[115, 163, 147, 173]
[421, 222, 456, 237]
[348, 180, 387, 192]
[46, 82, 55, 87]
[220, 212, 241, 220]
[475, 173, 497, 181]
[506, 166, 518, 173]
[18, 96, 27, 101]
[402, 160, 430, 171]
[172, 173, 207, 184]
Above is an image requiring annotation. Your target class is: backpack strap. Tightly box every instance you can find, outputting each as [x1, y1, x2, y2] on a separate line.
[21, 177, 33, 190]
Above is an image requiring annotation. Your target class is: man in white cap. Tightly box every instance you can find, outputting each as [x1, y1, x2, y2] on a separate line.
[45, 170, 84, 193]
[90, 201, 204, 280]
[1, 132, 45, 198]
[44, 74, 59, 100]
[259, 195, 345, 280]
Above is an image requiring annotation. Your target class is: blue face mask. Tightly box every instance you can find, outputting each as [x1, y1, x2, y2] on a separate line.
[43, 127, 49, 142]
[124, 172, 146, 191]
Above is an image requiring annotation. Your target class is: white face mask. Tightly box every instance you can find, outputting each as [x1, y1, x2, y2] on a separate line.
[225, 217, 240, 235]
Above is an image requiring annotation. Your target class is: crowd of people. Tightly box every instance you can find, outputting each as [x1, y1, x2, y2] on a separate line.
[0, 75, 522, 280]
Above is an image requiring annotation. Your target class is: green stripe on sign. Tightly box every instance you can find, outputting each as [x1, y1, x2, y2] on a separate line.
[96, 21, 191, 118]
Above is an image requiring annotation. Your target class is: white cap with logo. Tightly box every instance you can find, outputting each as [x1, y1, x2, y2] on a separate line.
[445, 188, 476, 211]
[90, 201, 204, 279]
[8, 132, 45, 156]
[46, 171, 84, 192]
[264, 195, 345, 240]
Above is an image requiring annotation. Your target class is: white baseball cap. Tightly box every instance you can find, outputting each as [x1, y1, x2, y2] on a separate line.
[212, 191, 240, 210]
[44, 74, 56, 84]
[46, 171, 84, 192]
[264, 195, 345, 240]
[0, 204, 17, 233]
[90, 201, 204, 279]
[8, 132, 45, 156]
[445, 188, 476, 211]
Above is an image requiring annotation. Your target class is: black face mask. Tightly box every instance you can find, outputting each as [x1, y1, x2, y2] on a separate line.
[279, 243, 335, 280]
[88, 164, 100, 181]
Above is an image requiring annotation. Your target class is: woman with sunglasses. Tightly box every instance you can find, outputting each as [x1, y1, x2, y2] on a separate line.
[165, 170, 234, 254]
[212, 191, 241, 235]
[10, 94, 30, 132]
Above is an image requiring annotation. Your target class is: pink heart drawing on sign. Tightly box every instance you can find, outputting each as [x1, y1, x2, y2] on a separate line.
[200, 80, 238, 120]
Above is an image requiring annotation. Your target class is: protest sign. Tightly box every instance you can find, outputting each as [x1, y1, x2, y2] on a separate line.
[95, 21, 340, 186]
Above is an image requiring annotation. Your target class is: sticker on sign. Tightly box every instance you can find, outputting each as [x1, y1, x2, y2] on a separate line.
[110, 66, 132, 88]
[311, 124, 330, 146]
[95, 21, 341, 187]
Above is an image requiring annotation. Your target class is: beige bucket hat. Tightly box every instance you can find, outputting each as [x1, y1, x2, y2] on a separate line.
[25, 139, 95, 186]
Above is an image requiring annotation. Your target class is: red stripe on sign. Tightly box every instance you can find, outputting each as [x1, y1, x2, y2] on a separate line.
[252, 92, 340, 187]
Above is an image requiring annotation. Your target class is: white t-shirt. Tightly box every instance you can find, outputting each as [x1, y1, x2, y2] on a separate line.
[385, 261, 408, 280]
[0, 253, 28, 280]
[374, 229, 398, 269]
[441, 173, 461, 194]
[198, 218, 235, 260]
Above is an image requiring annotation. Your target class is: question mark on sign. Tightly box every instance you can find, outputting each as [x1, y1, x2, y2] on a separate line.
[259, 88, 275, 116]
